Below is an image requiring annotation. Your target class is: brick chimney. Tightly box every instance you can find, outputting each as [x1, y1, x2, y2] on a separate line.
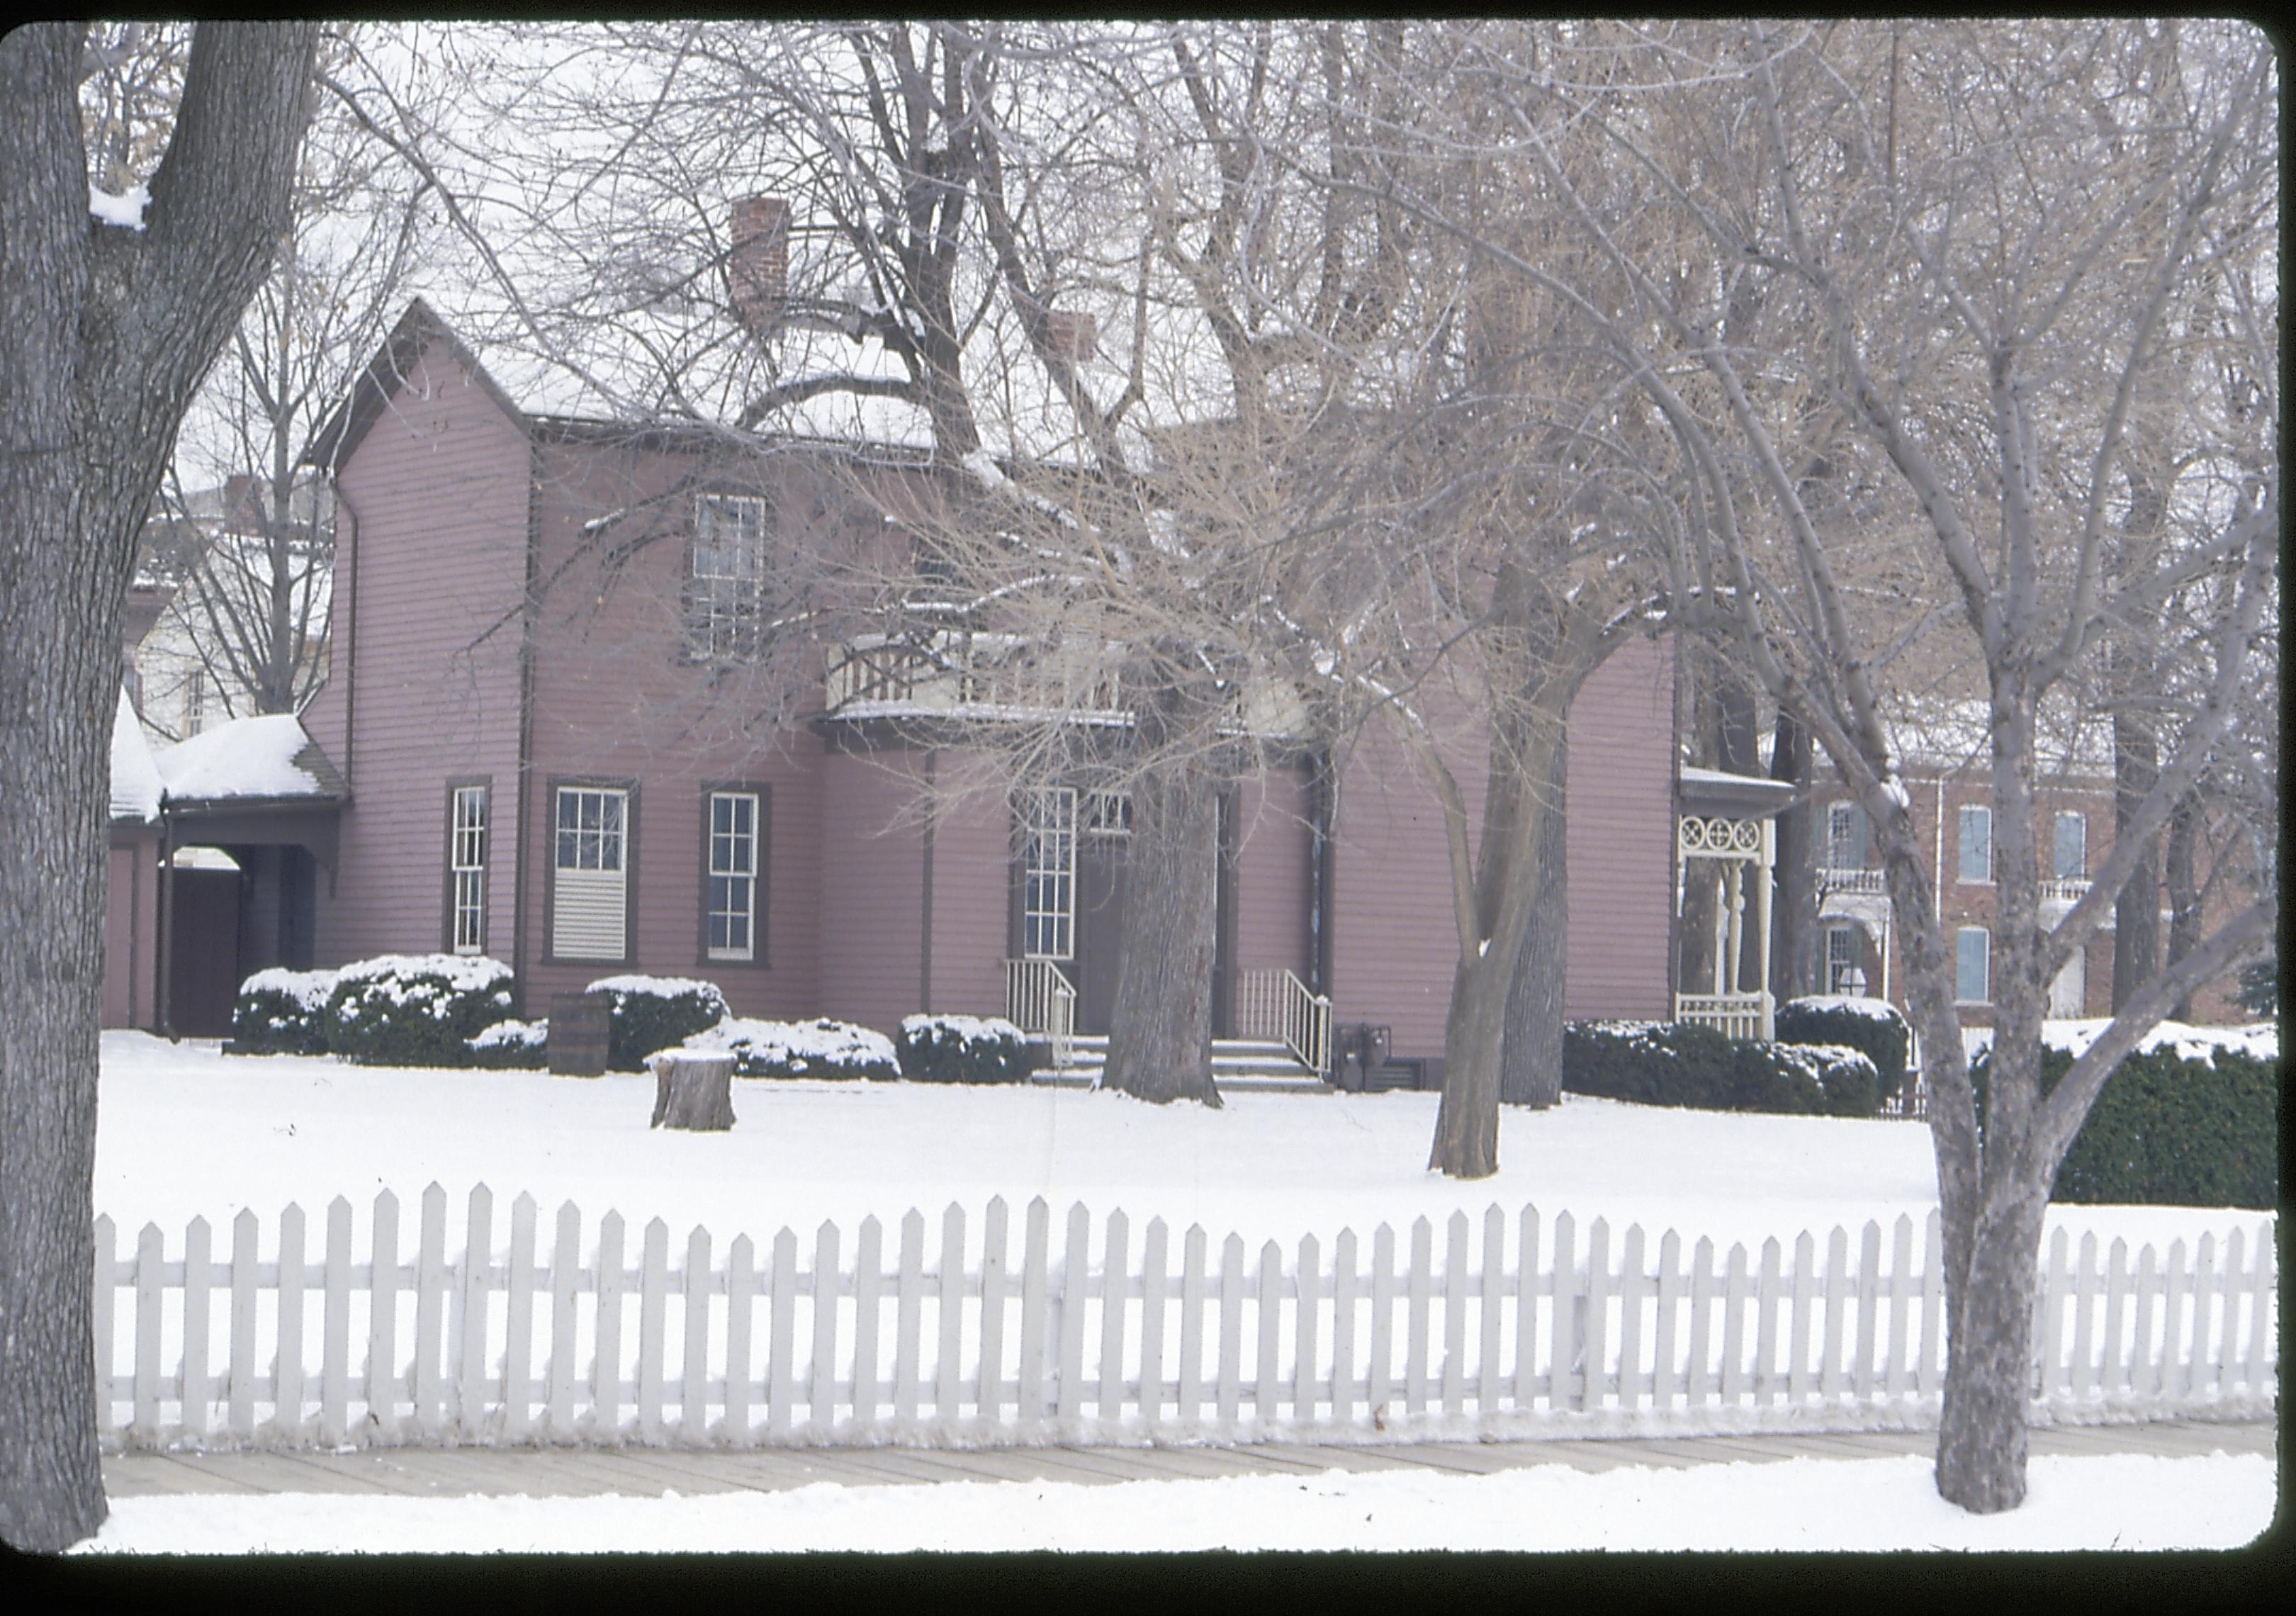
[729, 195, 789, 335]
[1044, 310, 1096, 364]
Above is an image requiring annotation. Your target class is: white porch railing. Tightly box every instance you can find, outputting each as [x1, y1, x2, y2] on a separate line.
[2041, 877, 2095, 904]
[1237, 967, 1333, 1078]
[91, 1188, 2276, 1453]
[1819, 867, 1886, 895]
[1675, 991, 1770, 1041]
[1004, 958, 1076, 1070]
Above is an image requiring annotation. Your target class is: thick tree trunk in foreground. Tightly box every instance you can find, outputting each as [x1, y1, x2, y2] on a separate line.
[1934, 1184, 2048, 1511]
[0, 23, 316, 1553]
[1499, 735, 1567, 1109]
[1099, 723, 1223, 1107]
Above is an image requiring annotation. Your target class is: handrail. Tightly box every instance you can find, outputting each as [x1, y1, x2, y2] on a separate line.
[1238, 967, 1332, 1077]
[1003, 957, 1076, 1070]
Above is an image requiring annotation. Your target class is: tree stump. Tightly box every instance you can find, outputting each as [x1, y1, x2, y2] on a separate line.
[647, 1052, 737, 1131]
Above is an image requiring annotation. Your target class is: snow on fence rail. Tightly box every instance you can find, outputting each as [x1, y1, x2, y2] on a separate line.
[92, 1188, 2275, 1452]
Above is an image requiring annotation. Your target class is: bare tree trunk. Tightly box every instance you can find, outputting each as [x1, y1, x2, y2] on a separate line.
[1099, 686, 1223, 1107]
[0, 22, 316, 1552]
[1500, 734, 1566, 1108]
[1934, 1182, 2048, 1511]
[2163, 795, 2203, 1022]
[2111, 712, 2161, 1011]
[1768, 707, 1816, 1003]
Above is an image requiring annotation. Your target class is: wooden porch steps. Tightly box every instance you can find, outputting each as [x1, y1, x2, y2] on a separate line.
[1032, 1034, 1328, 1092]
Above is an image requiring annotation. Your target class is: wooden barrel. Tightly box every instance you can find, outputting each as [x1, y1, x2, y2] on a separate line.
[548, 992, 612, 1076]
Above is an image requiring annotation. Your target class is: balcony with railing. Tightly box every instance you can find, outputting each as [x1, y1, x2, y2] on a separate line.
[1818, 866, 1886, 895]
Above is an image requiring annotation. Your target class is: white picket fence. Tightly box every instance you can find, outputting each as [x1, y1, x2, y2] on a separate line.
[92, 1187, 2275, 1452]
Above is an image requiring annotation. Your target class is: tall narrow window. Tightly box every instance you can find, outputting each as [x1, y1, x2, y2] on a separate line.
[449, 785, 488, 953]
[1021, 787, 1076, 960]
[706, 790, 760, 962]
[1956, 926, 1991, 1004]
[1957, 805, 1993, 884]
[1826, 802, 1867, 870]
[184, 668, 207, 736]
[690, 493, 771, 661]
[1825, 924, 1864, 994]
[553, 785, 629, 961]
[2053, 812, 2087, 881]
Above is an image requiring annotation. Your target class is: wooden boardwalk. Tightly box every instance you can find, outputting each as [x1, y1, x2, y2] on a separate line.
[102, 1418, 2274, 1499]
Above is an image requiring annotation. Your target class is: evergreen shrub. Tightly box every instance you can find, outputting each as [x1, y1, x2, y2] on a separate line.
[1563, 1020, 1880, 1116]
[230, 967, 339, 1055]
[1973, 1040, 2278, 1208]
[585, 975, 731, 1070]
[1776, 995, 1911, 1104]
[468, 1018, 550, 1070]
[896, 1014, 1032, 1084]
[685, 1017, 901, 1082]
[326, 955, 516, 1067]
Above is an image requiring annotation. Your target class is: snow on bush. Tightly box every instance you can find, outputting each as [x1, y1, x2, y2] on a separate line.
[1777, 996, 1911, 1104]
[896, 1014, 1032, 1084]
[327, 955, 517, 1068]
[685, 1017, 899, 1082]
[1564, 1020, 1879, 1117]
[585, 975, 731, 1070]
[230, 968, 339, 1055]
[468, 1019, 549, 1070]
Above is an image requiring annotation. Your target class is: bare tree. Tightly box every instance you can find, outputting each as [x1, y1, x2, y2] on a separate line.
[1, 21, 319, 1551]
[1391, 18, 2274, 1511]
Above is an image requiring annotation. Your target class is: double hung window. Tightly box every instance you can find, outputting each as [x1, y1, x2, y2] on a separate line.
[553, 785, 629, 960]
[706, 790, 761, 962]
[690, 493, 771, 661]
[1020, 787, 1076, 960]
[449, 785, 488, 953]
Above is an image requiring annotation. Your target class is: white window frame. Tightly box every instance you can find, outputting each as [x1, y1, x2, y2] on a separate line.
[553, 785, 629, 962]
[706, 790, 760, 963]
[1083, 790, 1132, 838]
[1826, 801, 1867, 871]
[1825, 924, 1864, 995]
[449, 785, 488, 954]
[1955, 926, 1991, 1005]
[2053, 811, 2087, 881]
[1021, 787, 1076, 960]
[1957, 805, 1993, 885]
[184, 668, 207, 737]
[690, 493, 771, 661]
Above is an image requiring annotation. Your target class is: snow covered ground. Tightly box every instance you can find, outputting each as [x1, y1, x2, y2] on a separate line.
[77, 1452, 2275, 1554]
[86, 1031, 2276, 1554]
[94, 1032, 2261, 1259]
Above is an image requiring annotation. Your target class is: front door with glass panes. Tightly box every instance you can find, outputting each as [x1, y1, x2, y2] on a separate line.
[1017, 787, 1129, 1036]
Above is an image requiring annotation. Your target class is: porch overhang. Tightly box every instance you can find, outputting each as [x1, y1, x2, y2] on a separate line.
[1676, 764, 1796, 819]
[161, 794, 344, 871]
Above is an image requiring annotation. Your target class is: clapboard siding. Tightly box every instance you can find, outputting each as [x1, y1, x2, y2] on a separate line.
[818, 749, 928, 1032]
[314, 344, 531, 969]
[1331, 638, 1678, 1055]
[517, 442, 830, 1021]
[925, 774, 1011, 1019]
[1232, 767, 1312, 982]
[1563, 636, 1675, 1020]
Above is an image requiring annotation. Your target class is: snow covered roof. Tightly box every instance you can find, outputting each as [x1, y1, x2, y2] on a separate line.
[1677, 763, 1795, 818]
[110, 688, 164, 824]
[153, 714, 347, 806]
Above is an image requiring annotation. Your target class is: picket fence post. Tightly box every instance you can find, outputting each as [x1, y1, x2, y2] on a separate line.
[228, 1208, 259, 1440]
[275, 1202, 306, 1442]
[979, 1198, 1010, 1426]
[181, 1216, 212, 1443]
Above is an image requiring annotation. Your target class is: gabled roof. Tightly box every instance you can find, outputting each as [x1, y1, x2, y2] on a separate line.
[303, 298, 529, 473]
[152, 714, 348, 808]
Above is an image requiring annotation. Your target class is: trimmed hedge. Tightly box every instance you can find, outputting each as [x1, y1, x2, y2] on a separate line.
[897, 1014, 1032, 1084]
[326, 955, 517, 1067]
[1974, 1041, 2278, 1209]
[468, 1018, 549, 1070]
[586, 975, 731, 1071]
[685, 1017, 901, 1082]
[1776, 996, 1910, 1104]
[230, 967, 339, 1055]
[1563, 1021, 1880, 1117]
